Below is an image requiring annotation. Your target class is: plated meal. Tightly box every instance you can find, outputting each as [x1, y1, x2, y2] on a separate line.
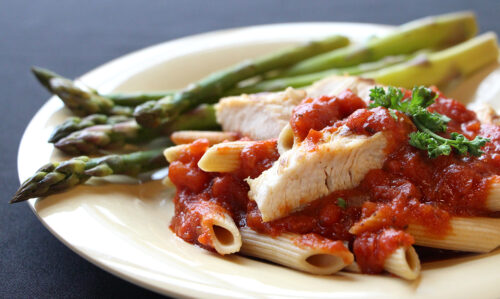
[13, 11, 500, 295]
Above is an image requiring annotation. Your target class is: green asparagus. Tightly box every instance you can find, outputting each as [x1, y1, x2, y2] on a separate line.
[226, 55, 409, 95]
[49, 114, 130, 143]
[278, 12, 478, 77]
[133, 35, 350, 128]
[32, 67, 133, 116]
[54, 104, 219, 155]
[54, 120, 157, 155]
[106, 91, 173, 106]
[364, 32, 499, 88]
[10, 149, 167, 203]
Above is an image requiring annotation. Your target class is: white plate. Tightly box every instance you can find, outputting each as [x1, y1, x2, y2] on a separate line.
[18, 23, 500, 299]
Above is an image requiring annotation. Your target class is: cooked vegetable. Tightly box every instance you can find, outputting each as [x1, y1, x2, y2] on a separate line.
[49, 114, 130, 143]
[278, 11, 478, 77]
[32, 67, 133, 116]
[133, 35, 350, 128]
[369, 86, 489, 158]
[226, 55, 409, 95]
[54, 120, 156, 155]
[54, 104, 219, 155]
[365, 32, 499, 88]
[10, 149, 167, 203]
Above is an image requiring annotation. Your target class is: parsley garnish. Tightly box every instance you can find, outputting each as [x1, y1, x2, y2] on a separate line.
[369, 86, 489, 158]
[337, 197, 346, 209]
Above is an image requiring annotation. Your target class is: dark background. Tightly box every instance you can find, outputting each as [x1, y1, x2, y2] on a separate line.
[1, 1, 499, 298]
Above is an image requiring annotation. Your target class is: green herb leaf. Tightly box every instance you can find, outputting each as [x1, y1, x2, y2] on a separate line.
[337, 197, 346, 209]
[370, 86, 489, 158]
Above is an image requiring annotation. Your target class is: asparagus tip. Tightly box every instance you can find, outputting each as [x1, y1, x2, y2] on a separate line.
[31, 66, 57, 92]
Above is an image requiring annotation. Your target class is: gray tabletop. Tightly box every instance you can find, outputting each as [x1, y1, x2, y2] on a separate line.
[2, 1, 499, 298]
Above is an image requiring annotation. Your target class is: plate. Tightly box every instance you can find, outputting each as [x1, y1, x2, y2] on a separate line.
[18, 22, 500, 298]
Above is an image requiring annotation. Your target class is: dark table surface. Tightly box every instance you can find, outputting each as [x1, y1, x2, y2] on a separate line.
[2, 1, 499, 298]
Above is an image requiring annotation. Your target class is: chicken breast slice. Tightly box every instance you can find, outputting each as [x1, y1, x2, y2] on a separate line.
[247, 128, 388, 222]
[305, 75, 376, 102]
[216, 76, 377, 140]
[474, 104, 500, 125]
[215, 87, 306, 140]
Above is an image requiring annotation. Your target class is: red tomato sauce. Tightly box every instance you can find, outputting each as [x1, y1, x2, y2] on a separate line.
[168, 88, 500, 273]
[290, 89, 367, 140]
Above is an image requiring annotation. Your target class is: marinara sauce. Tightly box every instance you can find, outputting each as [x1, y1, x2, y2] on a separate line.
[168, 88, 500, 274]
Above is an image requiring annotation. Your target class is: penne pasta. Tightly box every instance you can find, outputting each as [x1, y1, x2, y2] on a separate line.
[486, 176, 500, 212]
[383, 246, 420, 280]
[197, 141, 253, 173]
[343, 262, 361, 273]
[163, 74, 500, 279]
[163, 144, 190, 163]
[199, 209, 242, 255]
[239, 227, 353, 275]
[170, 130, 239, 146]
[277, 123, 295, 154]
[408, 217, 500, 253]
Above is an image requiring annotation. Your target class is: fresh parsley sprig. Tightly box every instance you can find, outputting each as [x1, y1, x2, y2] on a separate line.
[369, 86, 489, 158]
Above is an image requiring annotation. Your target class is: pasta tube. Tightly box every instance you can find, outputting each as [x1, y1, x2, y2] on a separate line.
[383, 246, 421, 280]
[199, 210, 242, 255]
[277, 124, 294, 154]
[486, 176, 500, 212]
[170, 130, 239, 146]
[239, 227, 353, 275]
[344, 246, 420, 280]
[163, 144, 190, 163]
[408, 217, 500, 253]
[197, 141, 253, 172]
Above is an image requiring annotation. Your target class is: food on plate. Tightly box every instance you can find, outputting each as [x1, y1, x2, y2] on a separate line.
[164, 79, 500, 279]
[11, 149, 166, 203]
[132, 12, 478, 129]
[275, 11, 477, 76]
[133, 35, 350, 128]
[31, 67, 134, 116]
[11, 11, 500, 281]
[52, 105, 219, 155]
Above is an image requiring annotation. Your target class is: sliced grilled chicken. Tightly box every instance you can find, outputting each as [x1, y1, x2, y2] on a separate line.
[247, 127, 388, 222]
[215, 87, 306, 140]
[305, 76, 375, 102]
[216, 76, 377, 140]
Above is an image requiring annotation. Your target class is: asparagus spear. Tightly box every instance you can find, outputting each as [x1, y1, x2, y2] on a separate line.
[10, 149, 167, 203]
[364, 32, 499, 88]
[226, 55, 409, 95]
[49, 114, 130, 143]
[54, 104, 219, 155]
[133, 35, 350, 128]
[106, 91, 173, 106]
[32, 67, 134, 116]
[54, 120, 157, 155]
[278, 12, 478, 77]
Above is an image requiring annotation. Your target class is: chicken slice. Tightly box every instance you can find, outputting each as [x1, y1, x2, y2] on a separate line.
[305, 75, 376, 102]
[474, 104, 500, 125]
[247, 128, 388, 222]
[216, 76, 377, 140]
[215, 87, 306, 140]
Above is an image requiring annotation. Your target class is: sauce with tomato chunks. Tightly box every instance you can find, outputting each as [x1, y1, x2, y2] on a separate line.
[168, 87, 500, 274]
